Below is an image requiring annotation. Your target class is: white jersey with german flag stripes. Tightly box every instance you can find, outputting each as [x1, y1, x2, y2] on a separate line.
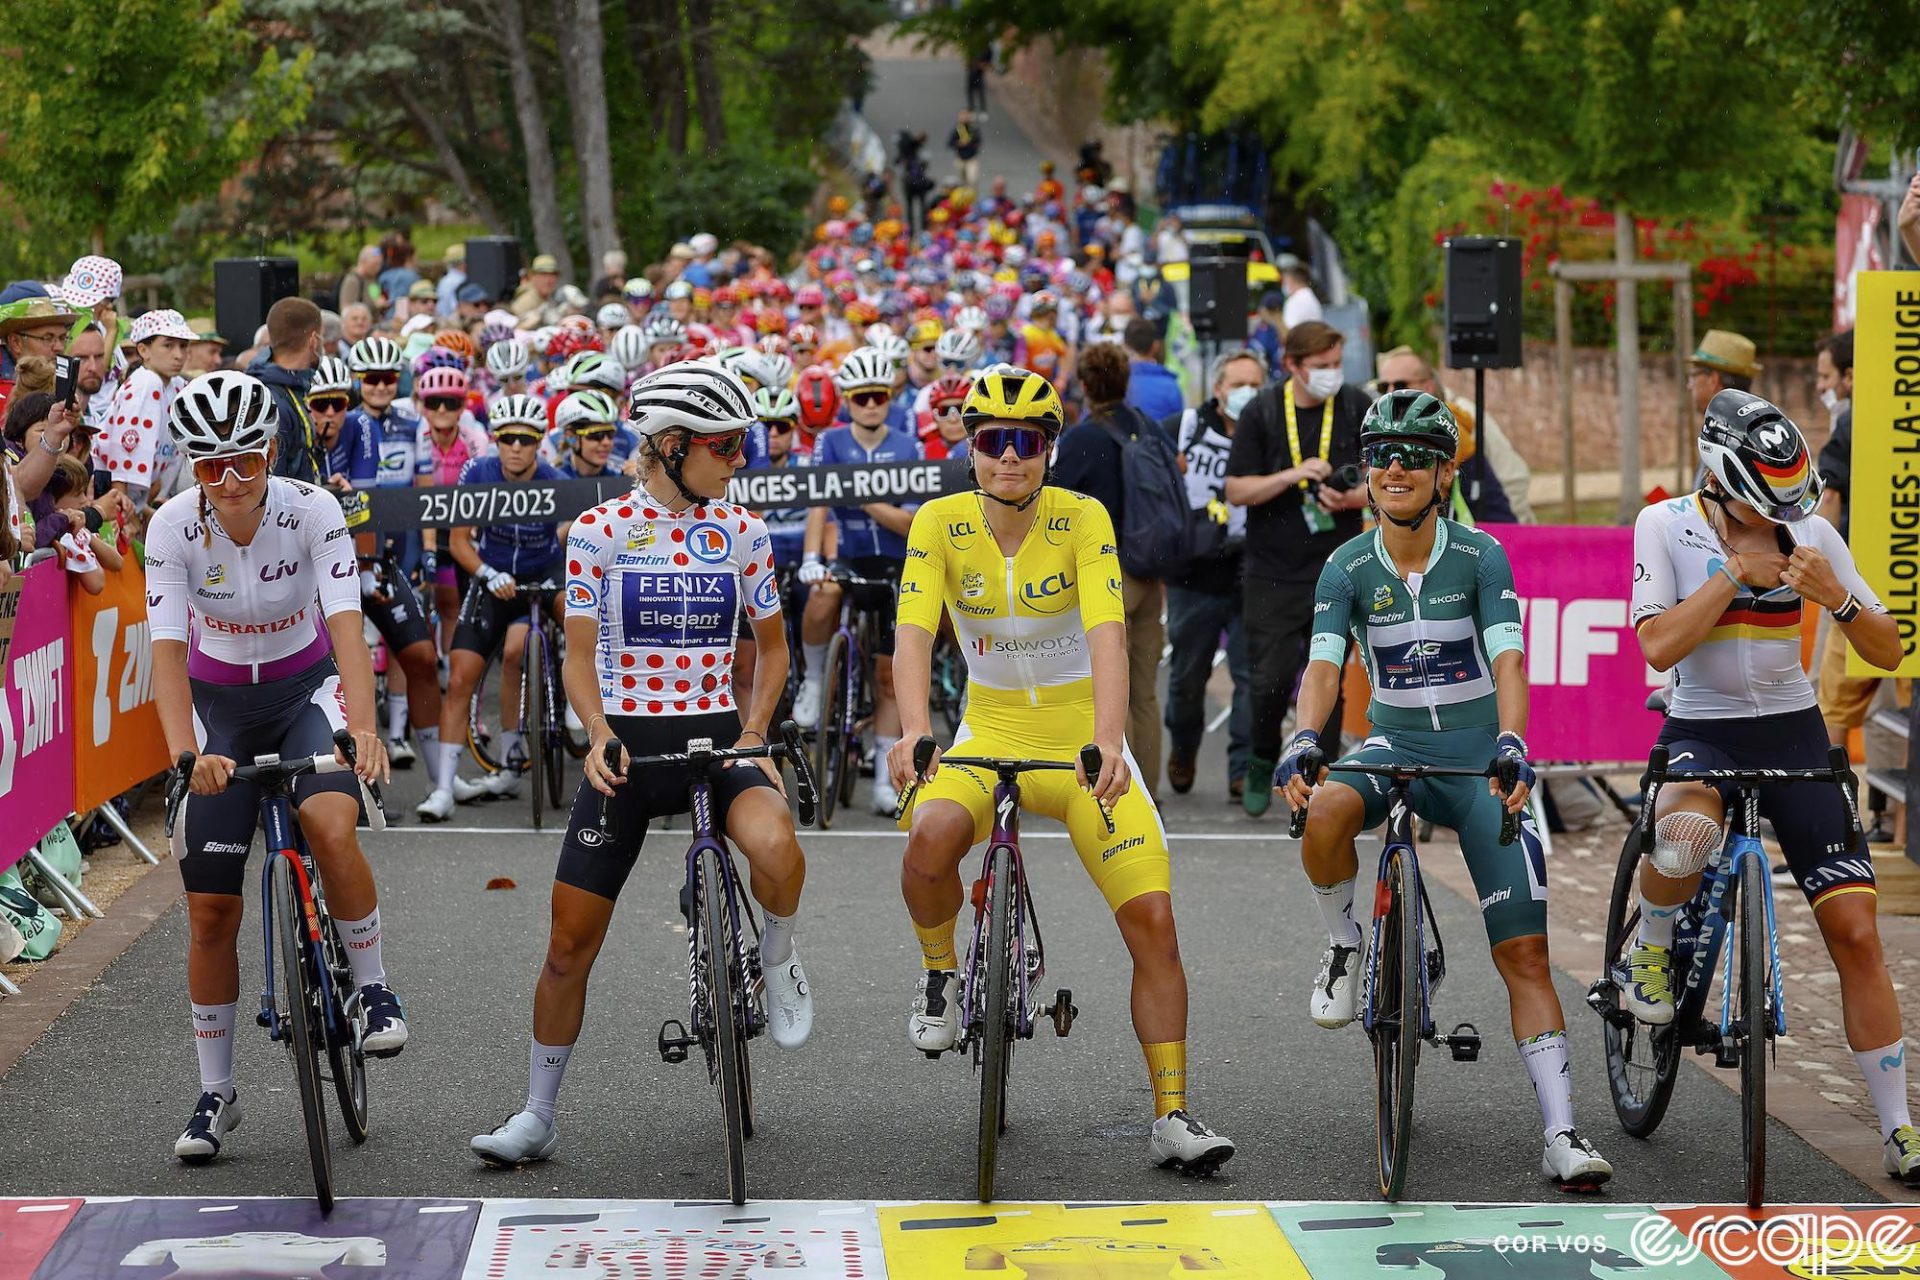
[564, 494, 780, 717]
[1630, 491, 1880, 719]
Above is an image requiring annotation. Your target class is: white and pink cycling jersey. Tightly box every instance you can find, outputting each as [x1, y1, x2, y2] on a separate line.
[415, 418, 492, 486]
[564, 496, 780, 717]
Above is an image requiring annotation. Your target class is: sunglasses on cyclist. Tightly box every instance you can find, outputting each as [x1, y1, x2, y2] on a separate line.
[423, 395, 464, 413]
[192, 451, 269, 487]
[972, 426, 1049, 459]
[847, 390, 891, 408]
[308, 395, 349, 414]
[762, 419, 795, 434]
[1362, 441, 1447, 472]
[934, 403, 963, 417]
[358, 371, 399, 387]
[911, 342, 938, 353]
[696, 430, 749, 459]
[493, 431, 542, 447]
[571, 425, 616, 439]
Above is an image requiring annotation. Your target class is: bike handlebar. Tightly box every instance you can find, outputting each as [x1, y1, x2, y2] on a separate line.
[904, 735, 1115, 835]
[1287, 760, 1521, 847]
[1635, 742, 1861, 857]
[601, 717, 819, 830]
[166, 730, 385, 837]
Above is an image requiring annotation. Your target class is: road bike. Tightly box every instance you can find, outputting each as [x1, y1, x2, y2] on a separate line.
[605, 720, 817, 1205]
[1586, 741, 1860, 1208]
[465, 577, 571, 829]
[901, 736, 1087, 1202]
[1290, 762, 1507, 1200]
[165, 731, 388, 1213]
[811, 566, 894, 827]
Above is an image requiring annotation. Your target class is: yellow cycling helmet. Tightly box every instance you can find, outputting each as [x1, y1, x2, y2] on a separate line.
[906, 317, 943, 347]
[962, 364, 1063, 432]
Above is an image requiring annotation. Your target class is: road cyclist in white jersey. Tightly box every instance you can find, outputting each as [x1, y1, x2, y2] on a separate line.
[470, 359, 813, 1167]
[1626, 388, 1920, 1183]
[145, 371, 399, 1164]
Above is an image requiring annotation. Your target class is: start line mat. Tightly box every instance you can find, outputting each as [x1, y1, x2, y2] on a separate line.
[8, 1197, 1920, 1278]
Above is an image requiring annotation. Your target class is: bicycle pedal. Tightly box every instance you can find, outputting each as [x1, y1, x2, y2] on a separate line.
[658, 1019, 694, 1065]
[1446, 1022, 1481, 1062]
[1049, 988, 1077, 1037]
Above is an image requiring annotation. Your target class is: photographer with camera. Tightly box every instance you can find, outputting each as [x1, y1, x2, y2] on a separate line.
[1224, 321, 1370, 817]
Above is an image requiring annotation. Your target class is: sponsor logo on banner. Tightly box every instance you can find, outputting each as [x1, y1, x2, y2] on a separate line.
[0, 565, 76, 875]
[1843, 271, 1920, 676]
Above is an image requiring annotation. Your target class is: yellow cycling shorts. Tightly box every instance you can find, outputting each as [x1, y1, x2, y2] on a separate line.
[902, 686, 1172, 912]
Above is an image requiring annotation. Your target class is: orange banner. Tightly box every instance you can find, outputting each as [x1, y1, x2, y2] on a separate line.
[70, 559, 166, 812]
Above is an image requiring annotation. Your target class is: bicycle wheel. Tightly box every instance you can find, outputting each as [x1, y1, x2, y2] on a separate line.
[467, 660, 504, 775]
[271, 855, 334, 1211]
[321, 914, 369, 1144]
[976, 845, 1014, 1203]
[542, 639, 566, 805]
[812, 633, 849, 828]
[526, 628, 547, 830]
[700, 849, 750, 1205]
[1599, 822, 1681, 1137]
[1736, 853, 1769, 1209]
[1373, 846, 1421, 1201]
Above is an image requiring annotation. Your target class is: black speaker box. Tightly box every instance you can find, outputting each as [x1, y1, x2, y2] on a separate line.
[1444, 236, 1522, 369]
[213, 257, 300, 351]
[465, 237, 523, 306]
[1189, 257, 1249, 342]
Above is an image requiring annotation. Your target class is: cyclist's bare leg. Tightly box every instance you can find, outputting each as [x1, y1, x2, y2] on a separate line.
[531, 882, 617, 1046]
[874, 654, 900, 738]
[1114, 890, 1185, 1044]
[440, 649, 488, 755]
[499, 622, 528, 736]
[801, 582, 840, 648]
[1299, 779, 1366, 886]
[1490, 932, 1564, 1041]
[435, 582, 459, 652]
[726, 786, 805, 918]
[1815, 892, 1903, 1050]
[1639, 781, 1720, 908]
[300, 790, 376, 921]
[186, 893, 244, 1004]
[397, 638, 441, 732]
[901, 798, 974, 927]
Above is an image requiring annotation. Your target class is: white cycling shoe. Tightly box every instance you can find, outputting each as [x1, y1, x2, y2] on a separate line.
[1309, 942, 1360, 1028]
[387, 736, 416, 768]
[174, 1090, 241, 1163]
[1623, 943, 1676, 1026]
[450, 774, 493, 804]
[481, 769, 521, 799]
[909, 969, 960, 1054]
[416, 789, 455, 823]
[762, 949, 814, 1050]
[1542, 1128, 1613, 1191]
[792, 679, 822, 730]
[471, 1109, 558, 1167]
[872, 773, 901, 817]
[1149, 1109, 1236, 1176]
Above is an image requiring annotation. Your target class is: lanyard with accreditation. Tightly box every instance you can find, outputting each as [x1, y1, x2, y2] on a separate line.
[1284, 379, 1337, 534]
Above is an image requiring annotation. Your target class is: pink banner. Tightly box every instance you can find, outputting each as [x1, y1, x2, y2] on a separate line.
[0, 562, 76, 874]
[1484, 523, 1664, 763]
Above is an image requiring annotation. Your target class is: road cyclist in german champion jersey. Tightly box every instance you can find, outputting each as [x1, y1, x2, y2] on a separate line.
[887, 362, 1236, 1178]
[470, 359, 813, 1168]
[1274, 388, 1613, 1191]
[145, 370, 400, 1164]
[1621, 388, 1920, 1184]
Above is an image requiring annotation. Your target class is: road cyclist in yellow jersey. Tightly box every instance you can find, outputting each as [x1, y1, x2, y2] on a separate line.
[886, 363, 1235, 1175]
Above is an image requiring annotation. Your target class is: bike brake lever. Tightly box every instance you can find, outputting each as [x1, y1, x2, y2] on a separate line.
[1288, 803, 1309, 840]
[1076, 744, 1114, 836]
[165, 751, 196, 838]
[779, 719, 817, 828]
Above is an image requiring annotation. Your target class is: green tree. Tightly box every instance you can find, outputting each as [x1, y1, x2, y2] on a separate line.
[0, 0, 310, 275]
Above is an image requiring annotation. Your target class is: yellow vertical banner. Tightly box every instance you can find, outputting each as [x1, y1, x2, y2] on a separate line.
[1848, 271, 1920, 676]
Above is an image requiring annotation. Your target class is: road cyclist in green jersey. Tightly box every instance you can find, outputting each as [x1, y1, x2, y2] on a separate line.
[1273, 388, 1613, 1190]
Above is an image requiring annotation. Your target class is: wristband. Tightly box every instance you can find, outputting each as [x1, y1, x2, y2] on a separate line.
[1717, 561, 1741, 589]
[736, 728, 767, 744]
[586, 713, 609, 735]
[1834, 593, 1864, 624]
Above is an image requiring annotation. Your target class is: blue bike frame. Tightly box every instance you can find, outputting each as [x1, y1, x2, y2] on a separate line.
[1671, 790, 1788, 1042]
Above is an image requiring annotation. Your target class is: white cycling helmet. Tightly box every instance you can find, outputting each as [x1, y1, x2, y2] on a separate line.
[348, 335, 403, 374]
[170, 371, 277, 459]
[486, 339, 530, 380]
[760, 352, 795, 389]
[834, 346, 895, 393]
[952, 305, 988, 333]
[643, 314, 687, 345]
[869, 332, 909, 369]
[752, 385, 799, 422]
[310, 356, 353, 396]
[488, 393, 547, 433]
[863, 322, 897, 346]
[595, 302, 630, 331]
[556, 389, 619, 433]
[565, 350, 627, 395]
[935, 327, 981, 367]
[611, 324, 651, 371]
[626, 359, 756, 437]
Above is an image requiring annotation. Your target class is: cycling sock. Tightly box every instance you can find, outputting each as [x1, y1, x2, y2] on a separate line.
[1636, 894, 1681, 950]
[761, 909, 797, 966]
[1142, 1040, 1187, 1118]
[802, 642, 827, 684]
[526, 1039, 573, 1124]
[874, 735, 900, 780]
[1310, 878, 1363, 947]
[416, 726, 441, 775]
[387, 699, 407, 742]
[1518, 1029, 1574, 1140]
[435, 740, 459, 793]
[1855, 1039, 1914, 1139]
[337, 909, 387, 989]
[190, 1002, 236, 1101]
[913, 915, 958, 970]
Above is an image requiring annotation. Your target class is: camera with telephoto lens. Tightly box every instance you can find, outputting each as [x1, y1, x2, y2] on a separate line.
[1322, 462, 1366, 492]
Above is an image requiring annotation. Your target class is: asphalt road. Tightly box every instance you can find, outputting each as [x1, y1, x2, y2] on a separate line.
[0, 696, 1880, 1206]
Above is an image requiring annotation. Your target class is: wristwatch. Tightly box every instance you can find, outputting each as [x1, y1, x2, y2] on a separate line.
[1834, 593, 1864, 624]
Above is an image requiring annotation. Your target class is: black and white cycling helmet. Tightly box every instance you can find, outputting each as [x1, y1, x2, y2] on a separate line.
[556, 389, 619, 433]
[488, 393, 547, 433]
[936, 327, 981, 367]
[169, 371, 277, 458]
[595, 302, 630, 330]
[869, 332, 909, 369]
[643, 314, 686, 346]
[565, 350, 627, 395]
[625, 359, 756, 438]
[348, 335, 403, 374]
[759, 352, 795, 389]
[834, 346, 895, 393]
[486, 339, 530, 380]
[951, 305, 988, 333]
[1698, 388, 1821, 524]
[310, 356, 353, 396]
[611, 324, 650, 371]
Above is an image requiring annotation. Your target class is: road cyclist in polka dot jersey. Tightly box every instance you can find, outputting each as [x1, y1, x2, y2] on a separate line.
[469, 359, 813, 1168]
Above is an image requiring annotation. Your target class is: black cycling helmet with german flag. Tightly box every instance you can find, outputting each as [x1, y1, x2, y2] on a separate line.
[1697, 388, 1820, 524]
[961, 363, 1064, 433]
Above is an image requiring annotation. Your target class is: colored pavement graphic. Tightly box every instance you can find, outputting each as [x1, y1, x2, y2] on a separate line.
[13, 1198, 1920, 1279]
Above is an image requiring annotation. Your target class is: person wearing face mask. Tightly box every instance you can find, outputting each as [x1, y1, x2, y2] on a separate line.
[1223, 320, 1371, 818]
[246, 296, 328, 486]
[1159, 347, 1263, 802]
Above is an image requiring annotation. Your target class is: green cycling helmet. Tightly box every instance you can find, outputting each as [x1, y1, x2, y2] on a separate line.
[1360, 389, 1459, 458]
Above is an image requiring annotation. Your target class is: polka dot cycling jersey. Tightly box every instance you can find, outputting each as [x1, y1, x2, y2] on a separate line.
[564, 496, 781, 716]
[95, 366, 183, 485]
